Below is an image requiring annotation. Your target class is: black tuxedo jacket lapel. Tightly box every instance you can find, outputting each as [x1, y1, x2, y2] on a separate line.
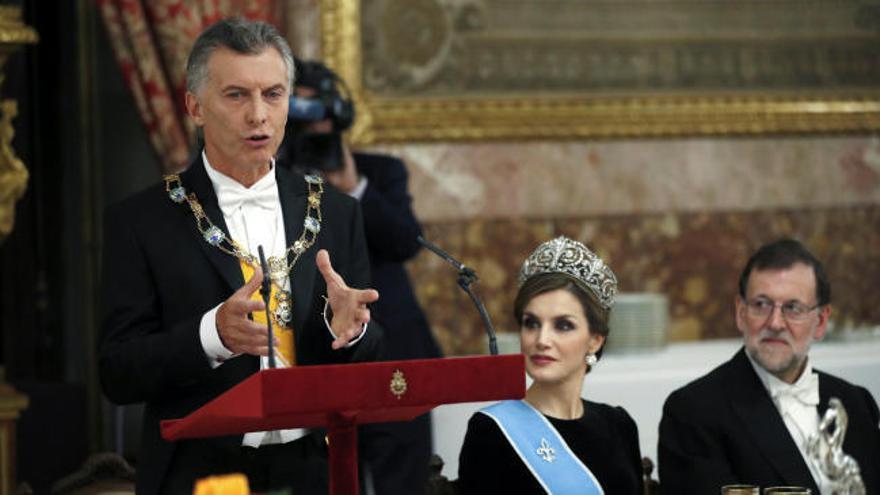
[728, 350, 819, 492]
[276, 167, 318, 334]
[179, 160, 321, 336]
[817, 374, 836, 419]
[180, 157, 244, 292]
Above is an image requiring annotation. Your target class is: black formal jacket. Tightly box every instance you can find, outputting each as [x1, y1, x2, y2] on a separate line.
[354, 152, 441, 361]
[99, 157, 381, 495]
[658, 347, 880, 494]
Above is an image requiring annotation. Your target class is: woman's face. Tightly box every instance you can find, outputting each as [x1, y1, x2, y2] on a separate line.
[520, 289, 604, 386]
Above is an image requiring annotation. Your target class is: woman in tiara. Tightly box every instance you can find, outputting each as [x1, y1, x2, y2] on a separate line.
[457, 237, 643, 494]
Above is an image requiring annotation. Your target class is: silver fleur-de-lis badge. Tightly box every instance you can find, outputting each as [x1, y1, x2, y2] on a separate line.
[536, 438, 556, 462]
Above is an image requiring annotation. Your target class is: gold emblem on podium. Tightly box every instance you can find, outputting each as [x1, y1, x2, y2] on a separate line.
[390, 369, 407, 399]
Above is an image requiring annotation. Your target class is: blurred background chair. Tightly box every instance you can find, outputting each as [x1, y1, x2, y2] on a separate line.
[50, 452, 135, 495]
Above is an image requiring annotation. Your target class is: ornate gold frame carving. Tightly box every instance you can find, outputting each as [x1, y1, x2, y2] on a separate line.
[0, 6, 38, 241]
[321, 0, 880, 145]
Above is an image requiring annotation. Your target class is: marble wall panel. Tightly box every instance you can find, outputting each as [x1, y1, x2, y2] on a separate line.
[285, 2, 879, 352]
[371, 136, 880, 221]
[409, 205, 880, 356]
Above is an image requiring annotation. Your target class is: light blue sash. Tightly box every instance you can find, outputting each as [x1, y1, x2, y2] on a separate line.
[480, 400, 604, 495]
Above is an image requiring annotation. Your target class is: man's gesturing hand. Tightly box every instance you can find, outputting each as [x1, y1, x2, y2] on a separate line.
[316, 249, 379, 349]
[216, 267, 275, 356]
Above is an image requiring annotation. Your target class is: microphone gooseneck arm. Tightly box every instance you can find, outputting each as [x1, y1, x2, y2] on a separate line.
[257, 245, 276, 369]
[417, 236, 498, 355]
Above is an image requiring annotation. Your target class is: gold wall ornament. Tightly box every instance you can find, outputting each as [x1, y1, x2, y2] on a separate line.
[389, 369, 407, 399]
[0, 5, 37, 242]
[0, 378, 28, 495]
[321, 0, 880, 144]
[0, 7, 37, 493]
[0, 100, 27, 241]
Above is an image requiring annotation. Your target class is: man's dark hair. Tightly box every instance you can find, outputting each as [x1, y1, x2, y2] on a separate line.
[186, 17, 294, 94]
[293, 58, 339, 91]
[737, 238, 831, 306]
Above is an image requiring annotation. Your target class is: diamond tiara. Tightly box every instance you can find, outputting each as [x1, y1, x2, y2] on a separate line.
[518, 236, 618, 310]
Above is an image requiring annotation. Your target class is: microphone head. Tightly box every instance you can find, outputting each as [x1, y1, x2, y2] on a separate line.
[256, 245, 271, 288]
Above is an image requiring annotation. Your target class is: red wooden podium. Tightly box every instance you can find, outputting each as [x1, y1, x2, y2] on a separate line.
[161, 355, 525, 495]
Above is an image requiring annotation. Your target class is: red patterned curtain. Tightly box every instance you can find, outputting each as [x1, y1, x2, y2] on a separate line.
[96, 0, 280, 173]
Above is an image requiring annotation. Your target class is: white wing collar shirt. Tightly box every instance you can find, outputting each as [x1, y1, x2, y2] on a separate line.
[748, 353, 832, 494]
[199, 152, 304, 447]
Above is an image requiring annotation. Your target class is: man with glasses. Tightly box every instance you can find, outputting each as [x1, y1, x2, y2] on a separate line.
[658, 239, 880, 494]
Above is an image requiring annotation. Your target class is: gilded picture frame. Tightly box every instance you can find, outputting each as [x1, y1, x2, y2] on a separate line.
[321, 0, 880, 145]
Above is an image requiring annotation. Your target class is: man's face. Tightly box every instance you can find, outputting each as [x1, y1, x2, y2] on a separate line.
[185, 47, 289, 177]
[736, 263, 830, 383]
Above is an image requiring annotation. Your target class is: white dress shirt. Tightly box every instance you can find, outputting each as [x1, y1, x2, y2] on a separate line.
[748, 353, 833, 494]
[198, 153, 304, 447]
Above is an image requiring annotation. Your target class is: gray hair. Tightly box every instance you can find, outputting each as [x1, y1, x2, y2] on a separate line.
[185, 17, 295, 94]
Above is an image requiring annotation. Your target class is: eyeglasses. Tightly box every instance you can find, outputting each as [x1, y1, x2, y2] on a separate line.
[744, 297, 820, 322]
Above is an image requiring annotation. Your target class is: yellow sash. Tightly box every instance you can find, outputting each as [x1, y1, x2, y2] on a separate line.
[239, 260, 296, 366]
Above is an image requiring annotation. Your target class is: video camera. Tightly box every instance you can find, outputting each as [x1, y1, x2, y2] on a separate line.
[280, 59, 356, 172]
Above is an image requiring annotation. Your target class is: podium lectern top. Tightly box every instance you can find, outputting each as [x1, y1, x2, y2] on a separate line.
[161, 355, 524, 495]
[162, 354, 525, 441]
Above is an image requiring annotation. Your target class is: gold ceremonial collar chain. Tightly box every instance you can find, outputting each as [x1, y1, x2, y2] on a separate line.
[163, 172, 324, 326]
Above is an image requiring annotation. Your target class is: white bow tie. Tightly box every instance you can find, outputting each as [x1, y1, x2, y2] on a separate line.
[217, 180, 277, 212]
[774, 372, 820, 407]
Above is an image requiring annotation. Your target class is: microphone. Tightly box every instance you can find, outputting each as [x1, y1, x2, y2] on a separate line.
[257, 245, 276, 369]
[417, 236, 498, 355]
[417, 234, 474, 276]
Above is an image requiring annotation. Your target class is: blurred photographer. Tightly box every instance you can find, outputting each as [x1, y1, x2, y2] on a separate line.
[279, 59, 442, 495]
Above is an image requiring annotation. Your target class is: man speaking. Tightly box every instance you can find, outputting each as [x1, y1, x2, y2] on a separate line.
[99, 18, 381, 494]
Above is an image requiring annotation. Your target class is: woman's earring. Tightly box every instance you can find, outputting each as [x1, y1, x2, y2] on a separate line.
[585, 353, 598, 366]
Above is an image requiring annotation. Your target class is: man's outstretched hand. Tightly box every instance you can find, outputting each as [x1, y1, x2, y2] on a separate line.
[316, 249, 379, 349]
[216, 267, 274, 356]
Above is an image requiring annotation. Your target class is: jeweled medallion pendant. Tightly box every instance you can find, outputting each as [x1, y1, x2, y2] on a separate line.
[274, 289, 293, 326]
[267, 255, 288, 283]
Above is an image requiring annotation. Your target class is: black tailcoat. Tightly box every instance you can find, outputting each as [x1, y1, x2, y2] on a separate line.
[659, 348, 880, 494]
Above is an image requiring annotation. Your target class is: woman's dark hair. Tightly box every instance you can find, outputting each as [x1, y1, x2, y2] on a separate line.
[513, 272, 611, 366]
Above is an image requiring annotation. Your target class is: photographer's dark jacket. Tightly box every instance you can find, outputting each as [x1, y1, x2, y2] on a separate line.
[355, 152, 441, 361]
